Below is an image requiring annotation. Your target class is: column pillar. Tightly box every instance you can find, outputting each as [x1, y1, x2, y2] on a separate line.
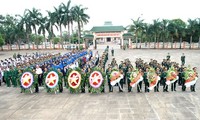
[93, 37, 96, 49]
[121, 37, 124, 48]
[129, 38, 131, 48]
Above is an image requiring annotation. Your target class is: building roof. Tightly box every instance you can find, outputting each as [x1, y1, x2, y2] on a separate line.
[123, 33, 134, 38]
[91, 26, 124, 32]
[83, 34, 94, 39]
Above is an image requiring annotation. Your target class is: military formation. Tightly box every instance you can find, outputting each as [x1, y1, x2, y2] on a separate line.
[0, 48, 109, 94]
[0, 47, 198, 93]
[106, 52, 198, 93]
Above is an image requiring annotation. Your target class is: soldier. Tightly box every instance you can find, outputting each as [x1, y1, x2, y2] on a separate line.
[35, 65, 43, 86]
[57, 69, 63, 93]
[17, 69, 25, 93]
[121, 63, 127, 84]
[191, 67, 198, 92]
[43, 67, 50, 92]
[86, 67, 92, 93]
[12, 67, 18, 87]
[81, 67, 86, 93]
[119, 61, 123, 69]
[4, 67, 11, 87]
[181, 53, 185, 66]
[143, 68, 149, 92]
[31, 69, 38, 93]
[111, 48, 114, 56]
[127, 67, 132, 92]
[137, 69, 143, 93]
[101, 67, 106, 93]
[166, 53, 170, 61]
[162, 67, 168, 92]
[118, 69, 124, 92]
[154, 68, 161, 92]
[107, 67, 113, 92]
[171, 67, 178, 92]
[178, 65, 184, 86]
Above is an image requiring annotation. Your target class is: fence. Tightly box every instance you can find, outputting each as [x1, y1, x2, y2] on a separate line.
[129, 42, 200, 49]
[1, 43, 85, 51]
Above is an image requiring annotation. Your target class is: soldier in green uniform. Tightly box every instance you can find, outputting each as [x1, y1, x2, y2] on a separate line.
[86, 68, 92, 93]
[191, 67, 197, 92]
[162, 67, 168, 92]
[81, 67, 86, 93]
[181, 53, 185, 66]
[121, 63, 127, 84]
[143, 68, 149, 92]
[127, 67, 132, 92]
[101, 67, 106, 93]
[12, 67, 18, 87]
[33, 69, 39, 93]
[171, 67, 178, 92]
[111, 48, 114, 56]
[17, 69, 25, 93]
[166, 53, 170, 61]
[119, 61, 123, 70]
[43, 67, 49, 91]
[137, 69, 143, 93]
[107, 67, 113, 92]
[154, 68, 161, 92]
[4, 68, 11, 87]
[57, 69, 63, 93]
[178, 65, 184, 86]
[118, 69, 124, 92]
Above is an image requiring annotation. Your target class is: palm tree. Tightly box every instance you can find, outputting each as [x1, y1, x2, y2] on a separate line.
[60, 1, 72, 44]
[25, 8, 43, 49]
[152, 19, 161, 48]
[129, 17, 144, 49]
[53, 6, 63, 48]
[38, 17, 48, 49]
[197, 18, 200, 48]
[73, 5, 90, 48]
[46, 10, 58, 49]
[160, 19, 169, 48]
[187, 19, 197, 49]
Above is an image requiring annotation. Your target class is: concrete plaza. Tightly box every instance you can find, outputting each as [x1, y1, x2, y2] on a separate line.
[0, 45, 200, 120]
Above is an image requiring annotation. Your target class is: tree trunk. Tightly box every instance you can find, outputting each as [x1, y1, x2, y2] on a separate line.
[179, 37, 182, 49]
[162, 38, 164, 48]
[27, 34, 30, 49]
[78, 22, 81, 49]
[136, 36, 138, 49]
[1, 46, 3, 51]
[10, 44, 12, 51]
[43, 34, 46, 49]
[154, 36, 156, 49]
[70, 22, 74, 45]
[18, 39, 21, 50]
[190, 36, 192, 49]
[59, 24, 63, 49]
[171, 37, 173, 48]
[67, 22, 70, 44]
[198, 36, 200, 49]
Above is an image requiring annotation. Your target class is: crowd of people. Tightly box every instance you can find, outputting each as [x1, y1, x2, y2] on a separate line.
[0, 48, 110, 93]
[106, 52, 198, 93]
[0, 48, 198, 93]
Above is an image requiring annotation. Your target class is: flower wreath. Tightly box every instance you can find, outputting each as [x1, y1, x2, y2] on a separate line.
[88, 67, 106, 93]
[44, 70, 59, 94]
[66, 67, 83, 93]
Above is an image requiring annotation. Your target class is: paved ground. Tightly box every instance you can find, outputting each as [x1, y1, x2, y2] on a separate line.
[0, 45, 200, 120]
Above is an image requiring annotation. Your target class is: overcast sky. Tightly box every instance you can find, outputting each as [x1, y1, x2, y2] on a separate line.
[0, 0, 199, 31]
